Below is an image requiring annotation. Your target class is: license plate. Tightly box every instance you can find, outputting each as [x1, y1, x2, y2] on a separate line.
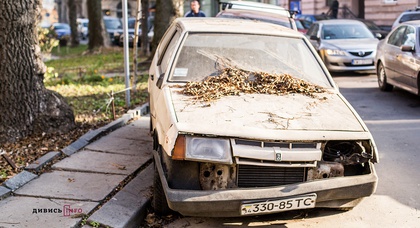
[240, 194, 317, 215]
[352, 59, 372, 65]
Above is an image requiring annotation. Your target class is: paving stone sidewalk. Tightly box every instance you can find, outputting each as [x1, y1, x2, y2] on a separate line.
[0, 105, 154, 228]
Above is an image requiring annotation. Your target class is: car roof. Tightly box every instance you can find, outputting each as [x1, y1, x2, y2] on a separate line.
[174, 18, 301, 37]
[314, 19, 365, 25]
[217, 9, 292, 23]
[221, 1, 290, 17]
[401, 20, 420, 26]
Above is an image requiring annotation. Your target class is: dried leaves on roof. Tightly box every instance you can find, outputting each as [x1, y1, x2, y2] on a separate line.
[181, 68, 326, 101]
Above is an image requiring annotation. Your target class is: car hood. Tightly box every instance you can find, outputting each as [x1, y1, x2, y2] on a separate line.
[168, 87, 366, 138]
[322, 38, 378, 50]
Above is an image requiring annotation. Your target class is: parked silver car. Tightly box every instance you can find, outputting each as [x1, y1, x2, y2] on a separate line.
[392, 7, 420, 29]
[307, 19, 379, 72]
[375, 20, 420, 94]
[149, 17, 378, 217]
[217, 1, 297, 31]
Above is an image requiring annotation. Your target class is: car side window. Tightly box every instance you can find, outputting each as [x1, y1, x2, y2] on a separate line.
[401, 26, 415, 46]
[307, 24, 319, 37]
[388, 26, 406, 47]
[158, 31, 181, 74]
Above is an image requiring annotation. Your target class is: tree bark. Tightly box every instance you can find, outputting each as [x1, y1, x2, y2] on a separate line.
[141, 0, 149, 55]
[152, 0, 183, 56]
[68, 0, 80, 47]
[87, 0, 108, 51]
[0, 0, 75, 143]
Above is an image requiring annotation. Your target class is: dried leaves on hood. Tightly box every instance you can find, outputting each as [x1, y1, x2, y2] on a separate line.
[180, 68, 326, 101]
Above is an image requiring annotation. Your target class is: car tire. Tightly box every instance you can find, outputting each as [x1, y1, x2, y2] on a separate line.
[152, 160, 172, 215]
[377, 62, 393, 92]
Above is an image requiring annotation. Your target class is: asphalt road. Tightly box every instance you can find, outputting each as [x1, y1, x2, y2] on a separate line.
[162, 72, 420, 228]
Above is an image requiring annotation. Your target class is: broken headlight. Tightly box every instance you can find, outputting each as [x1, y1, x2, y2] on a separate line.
[323, 141, 373, 165]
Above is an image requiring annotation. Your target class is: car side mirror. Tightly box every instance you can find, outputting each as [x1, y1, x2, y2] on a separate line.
[375, 33, 382, 39]
[401, 45, 414, 52]
[310, 35, 320, 41]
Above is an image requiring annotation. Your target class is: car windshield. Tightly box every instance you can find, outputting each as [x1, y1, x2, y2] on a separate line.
[54, 24, 69, 30]
[128, 19, 139, 29]
[322, 24, 374, 39]
[170, 33, 332, 88]
[400, 13, 420, 23]
[104, 18, 122, 29]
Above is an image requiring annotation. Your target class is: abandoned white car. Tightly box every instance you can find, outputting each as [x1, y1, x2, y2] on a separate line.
[148, 18, 378, 217]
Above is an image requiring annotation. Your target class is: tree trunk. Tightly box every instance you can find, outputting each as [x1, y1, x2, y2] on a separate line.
[152, 0, 183, 56]
[0, 0, 75, 143]
[68, 0, 80, 47]
[141, 0, 149, 55]
[87, 0, 108, 50]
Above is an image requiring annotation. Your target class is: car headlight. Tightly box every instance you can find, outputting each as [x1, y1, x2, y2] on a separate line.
[325, 49, 347, 56]
[172, 135, 232, 164]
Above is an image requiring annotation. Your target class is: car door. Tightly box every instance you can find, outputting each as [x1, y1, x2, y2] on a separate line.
[148, 25, 182, 132]
[397, 25, 419, 90]
[383, 26, 407, 84]
[307, 23, 320, 50]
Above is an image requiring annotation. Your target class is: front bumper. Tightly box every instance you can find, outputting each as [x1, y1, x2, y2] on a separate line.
[323, 54, 376, 72]
[154, 151, 378, 217]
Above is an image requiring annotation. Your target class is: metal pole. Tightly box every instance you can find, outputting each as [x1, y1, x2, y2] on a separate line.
[122, 0, 131, 107]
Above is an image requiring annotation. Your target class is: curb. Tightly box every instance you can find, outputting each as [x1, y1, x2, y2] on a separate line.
[0, 102, 150, 200]
[86, 164, 154, 228]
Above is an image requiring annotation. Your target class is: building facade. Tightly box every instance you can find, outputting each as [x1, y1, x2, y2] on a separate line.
[43, 0, 420, 27]
[298, 0, 419, 27]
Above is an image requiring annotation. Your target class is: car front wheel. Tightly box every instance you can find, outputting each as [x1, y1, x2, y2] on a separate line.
[377, 62, 393, 92]
[152, 159, 172, 215]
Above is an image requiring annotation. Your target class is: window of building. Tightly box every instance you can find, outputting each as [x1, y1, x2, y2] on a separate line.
[383, 0, 397, 4]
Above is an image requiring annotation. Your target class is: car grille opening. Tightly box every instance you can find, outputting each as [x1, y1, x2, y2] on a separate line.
[344, 62, 374, 67]
[349, 51, 373, 57]
[237, 165, 306, 188]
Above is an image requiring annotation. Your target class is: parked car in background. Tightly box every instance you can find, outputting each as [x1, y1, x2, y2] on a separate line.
[116, 17, 139, 47]
[103, 16, 123, 45]
[295, 18, 309, 34]
[375, 20, 420, 94]
[217, 1, 297, 31]
[149, 17, 378, 217]
[358, 19, 389, 40]
[52, 23, 71, 46]
[77, 18, 89, 40]
[52, 23, 71, 39]
[295, 13, 330, 26]
[392, 7, 420, 29]
[221, 0, 291, 16]
[118, 17, 154, 48]
[306, 19, 379, 72]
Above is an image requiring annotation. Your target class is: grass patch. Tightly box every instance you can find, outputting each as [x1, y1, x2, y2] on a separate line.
[47, 45, 126, 74]
[45, 45, 150, 122]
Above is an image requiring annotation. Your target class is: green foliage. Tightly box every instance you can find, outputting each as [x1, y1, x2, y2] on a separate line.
[0, 170, 7, 179]
[38, 26, 59, 54]
[44, 67, 59, 83]
[89, 221, 100, 227]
